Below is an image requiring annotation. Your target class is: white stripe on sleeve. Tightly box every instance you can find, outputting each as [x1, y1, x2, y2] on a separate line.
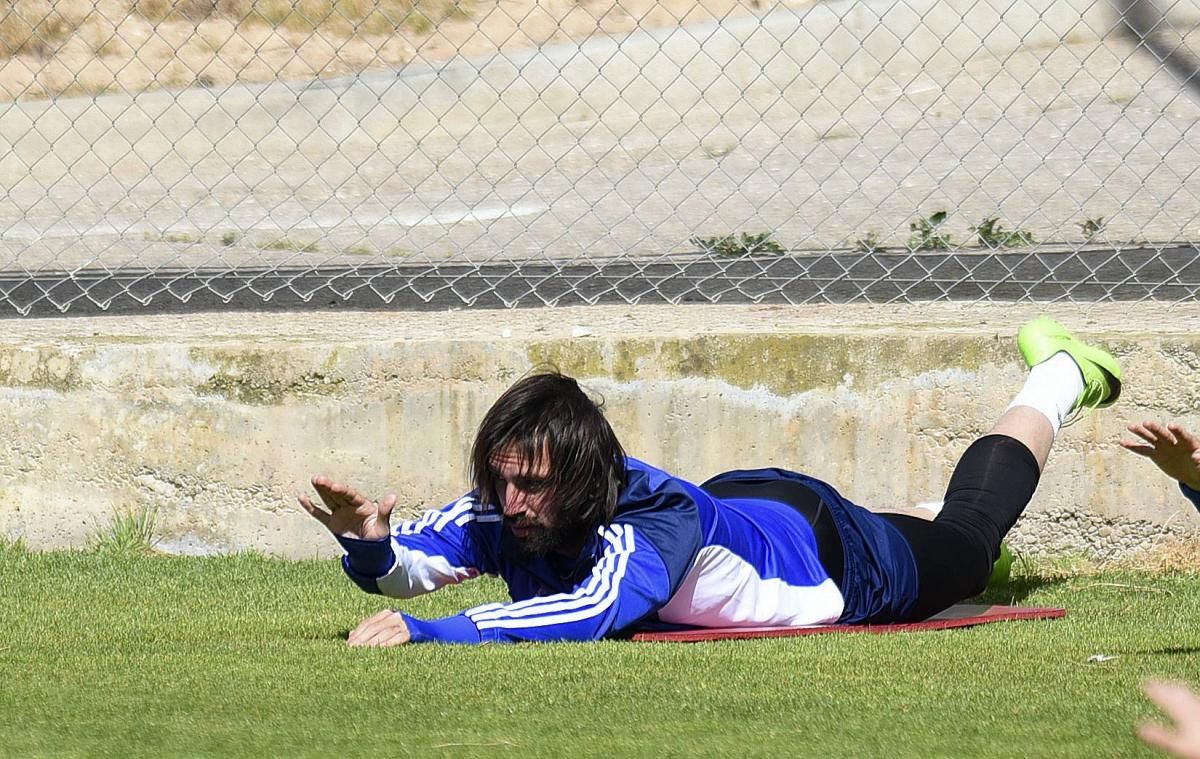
[466, 525, 635, 631]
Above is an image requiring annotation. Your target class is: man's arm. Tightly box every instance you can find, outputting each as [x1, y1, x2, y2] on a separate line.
[395, 474, 705, 645]
[340, 495, 491, 598]
[398, 521, 682, 644]
[1121, 422, 1200, 511]
[338, 467, 705, 646]
[300, 478, 490, 599]
[343, 523, 678, 645]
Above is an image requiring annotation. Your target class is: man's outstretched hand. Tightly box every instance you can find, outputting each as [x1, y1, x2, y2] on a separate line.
[298, 476, 397, 541]
[348, 609, 412, 647]
[1121, 421, 1200, 491]
[1140, 681, 1200, 759]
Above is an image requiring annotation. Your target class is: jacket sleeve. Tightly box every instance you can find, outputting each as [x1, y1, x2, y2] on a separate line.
[337, 494, 495, 598]
[400, 523, 670, 643]
[1181, 482, 1200, 513]
[398, 480, 705, 644]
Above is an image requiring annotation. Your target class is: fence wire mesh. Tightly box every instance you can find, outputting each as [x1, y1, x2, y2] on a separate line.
[0, 0, 1198, 314]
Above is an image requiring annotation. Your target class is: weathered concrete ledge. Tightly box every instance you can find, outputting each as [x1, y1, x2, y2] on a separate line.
[1, 301, 1198, 559]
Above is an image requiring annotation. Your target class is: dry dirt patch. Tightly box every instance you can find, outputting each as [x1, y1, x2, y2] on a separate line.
[1, 0, 799, 100]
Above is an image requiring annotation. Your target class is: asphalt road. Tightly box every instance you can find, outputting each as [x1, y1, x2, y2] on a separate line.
[4, 245, 1197, 317]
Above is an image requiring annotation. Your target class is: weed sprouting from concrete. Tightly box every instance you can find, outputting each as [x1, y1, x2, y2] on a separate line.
[1077, 217, 1106, 243]
[854, 232, 883, 253]
[90, 505, 160, 556]
[907, 211, 953, 251]
[0, 534, 28, 556]
[970, 217, 1036, 248]
[691, 232, 785, 257]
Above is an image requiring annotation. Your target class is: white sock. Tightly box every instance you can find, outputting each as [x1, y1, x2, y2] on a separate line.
[1005, 351, 1085, 435]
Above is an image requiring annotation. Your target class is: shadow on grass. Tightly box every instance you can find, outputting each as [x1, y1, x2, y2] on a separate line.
[1125, 646, 1200, 657]
[294, 629, 353, 641]
[974, 573, 1071, 605]
[303, 575, 1073, 645]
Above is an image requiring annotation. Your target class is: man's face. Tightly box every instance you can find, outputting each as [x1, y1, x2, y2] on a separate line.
[488, 445, 574, 556]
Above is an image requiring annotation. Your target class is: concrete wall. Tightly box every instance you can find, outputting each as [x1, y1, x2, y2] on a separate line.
[2, 302, 1198, 559]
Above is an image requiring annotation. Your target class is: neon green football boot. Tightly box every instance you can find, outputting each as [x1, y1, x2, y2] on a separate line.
[987, 542, 1015, 589]
[1017, 316, 1122, 411]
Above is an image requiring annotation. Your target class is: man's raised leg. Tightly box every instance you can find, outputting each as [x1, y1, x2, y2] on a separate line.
[937, 316, 1121, 555]
[883, 317, 1121, 620]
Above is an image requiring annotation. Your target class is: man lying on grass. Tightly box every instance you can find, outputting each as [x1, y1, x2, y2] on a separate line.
[299, 316, 1120, 646]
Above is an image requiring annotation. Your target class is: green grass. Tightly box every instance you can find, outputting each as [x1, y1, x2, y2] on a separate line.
[89, 505, 159, 555]
[1, 551, 1198, 757]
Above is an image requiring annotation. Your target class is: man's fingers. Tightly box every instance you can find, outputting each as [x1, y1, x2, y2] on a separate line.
[297, 495, 331, 527]
[322, 479, 376, 512]
[347, 609, 396, 644]
[1121, 441, 1156, 458]
[1138, 722, 1184, 754]
[358, 608, 397, 625]
[346, 487, 374, 511]
[1146, 420, 1179, 445]
[347, 623, 379, 646]
[346, 621, 376, 646]
[1145, 681, 1200, 722]
[379, 493, 398, 521]
[1126, 423, 1157, 446]
[311, 475, 350, 512]
[347, 610, 410, 647]
[356, 626, 399, 648]
[312, 476, 375, 513]
[1169, 423, 1200, 449]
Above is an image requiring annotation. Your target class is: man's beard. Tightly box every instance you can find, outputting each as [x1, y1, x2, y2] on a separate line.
[504, 516, 586, 557]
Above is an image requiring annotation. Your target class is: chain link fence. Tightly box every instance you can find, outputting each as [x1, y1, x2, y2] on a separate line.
[0, 0, 1198, 314]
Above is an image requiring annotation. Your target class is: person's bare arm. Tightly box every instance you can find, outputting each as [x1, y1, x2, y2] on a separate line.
[1140, 681, 1200, 759]
[1121, 422, 1200, 491]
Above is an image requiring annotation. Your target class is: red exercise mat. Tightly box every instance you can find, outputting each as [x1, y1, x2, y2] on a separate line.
[630, 604, 1065, 642]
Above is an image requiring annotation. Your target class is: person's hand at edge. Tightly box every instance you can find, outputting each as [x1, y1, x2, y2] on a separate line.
[1121, 422, 1200, 491]
[1140, 681, 1200, 759]
[298, 476, 397, 541]
[347, 609, 412, 647]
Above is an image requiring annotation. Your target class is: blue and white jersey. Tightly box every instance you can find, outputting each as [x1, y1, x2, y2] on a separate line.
[338, 458, 850, 644]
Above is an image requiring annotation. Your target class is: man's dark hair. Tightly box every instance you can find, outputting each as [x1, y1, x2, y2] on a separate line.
[471, 372, 627, 531]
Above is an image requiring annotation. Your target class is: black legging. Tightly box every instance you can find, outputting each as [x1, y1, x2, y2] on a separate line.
[703, 434, 1041, 622]
[881, 434, 1041, 620]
